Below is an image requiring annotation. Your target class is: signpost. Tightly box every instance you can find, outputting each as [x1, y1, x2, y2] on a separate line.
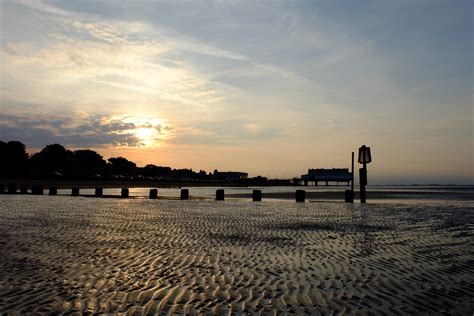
[345, 152, 355, 203]
[358, 145, 372, 203]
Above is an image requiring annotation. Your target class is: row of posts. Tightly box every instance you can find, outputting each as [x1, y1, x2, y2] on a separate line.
[0, 185, 308, 202]
[0, 184, 53, 195]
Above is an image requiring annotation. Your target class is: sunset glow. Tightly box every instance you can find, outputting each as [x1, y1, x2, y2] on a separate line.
[121, 116, 171, 147]
[0, 0, 472, 183]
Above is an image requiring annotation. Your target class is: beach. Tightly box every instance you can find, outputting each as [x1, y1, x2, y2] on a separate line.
[0, 195, 473, 314]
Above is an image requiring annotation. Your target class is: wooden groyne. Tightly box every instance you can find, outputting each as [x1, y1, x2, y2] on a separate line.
[0, 185, 377, 203]
[0, 185, 314, 203]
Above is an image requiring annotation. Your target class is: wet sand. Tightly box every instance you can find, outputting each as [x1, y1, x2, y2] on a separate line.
[0, 196, 473, 314]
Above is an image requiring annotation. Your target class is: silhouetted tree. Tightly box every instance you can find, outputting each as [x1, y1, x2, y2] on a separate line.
[108, 157, 137, 177]
[71, 149, 107, 178]
[197, 170, 209, 180]
[157, 166, 172, 177]
[141, 164, 160, 178]
[140, 164, 176, 178]
[30, 144, 72, 177]
[0, 140, 29, 177]
[172, 168, 195, 179]
[0, 140, 233, 182]
[72, 150, 106, 170]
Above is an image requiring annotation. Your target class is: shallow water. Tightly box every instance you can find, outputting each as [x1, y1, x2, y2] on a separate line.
[0, 195, 473, 314]
[32, 184, 474, 200]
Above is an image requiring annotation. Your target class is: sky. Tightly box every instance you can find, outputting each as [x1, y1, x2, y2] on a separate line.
[0, 0, 472, 184]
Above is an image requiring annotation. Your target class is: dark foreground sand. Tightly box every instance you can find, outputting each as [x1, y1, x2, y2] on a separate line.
[0, 196, 473, 314]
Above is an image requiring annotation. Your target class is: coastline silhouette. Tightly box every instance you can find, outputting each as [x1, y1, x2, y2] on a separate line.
[0, 140, 265, 184]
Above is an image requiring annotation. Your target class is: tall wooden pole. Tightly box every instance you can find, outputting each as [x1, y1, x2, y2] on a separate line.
[345, 152, 356, 203]
[351, 152, 354, 194]
[360, 162, 367, 203]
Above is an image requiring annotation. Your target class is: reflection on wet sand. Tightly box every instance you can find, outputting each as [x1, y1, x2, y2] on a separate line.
[0, 196, 473, 314]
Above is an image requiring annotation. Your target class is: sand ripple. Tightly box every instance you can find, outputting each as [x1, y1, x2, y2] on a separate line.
[0, 196, 473, 314]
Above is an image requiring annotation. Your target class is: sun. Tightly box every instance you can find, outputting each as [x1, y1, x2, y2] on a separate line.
[134, 127, 156, 146]
[112, 115, 171, 147]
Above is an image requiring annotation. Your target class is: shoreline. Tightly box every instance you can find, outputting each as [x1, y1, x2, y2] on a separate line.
[2, 189, 473, 201]
[0, 179, 240, 189]
[1, 180, 473, 201]
[227, 190, 474, 200]
[1, 179, 472, 189]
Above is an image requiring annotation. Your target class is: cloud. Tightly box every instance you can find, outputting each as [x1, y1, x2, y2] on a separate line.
[0, 112, 170, 148]
[1, 1, 227, 111]
[170, 119, 283, 145]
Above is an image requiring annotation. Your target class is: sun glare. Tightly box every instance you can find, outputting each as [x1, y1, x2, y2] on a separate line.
[110, 115, 170, 147]
[134, 127, 156, 146]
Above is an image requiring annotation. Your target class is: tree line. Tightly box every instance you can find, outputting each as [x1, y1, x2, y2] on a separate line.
[0, 141, 213, 181]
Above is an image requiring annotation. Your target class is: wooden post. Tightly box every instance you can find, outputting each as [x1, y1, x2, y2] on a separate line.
[296, 190, 305, 202]
[95, 188, 103, 197]
[360, 164, 367, 203]
[49, 187, 57, 195]
[121, 188, 129, 198]
[149, 189, 158, 199]
[180, 189, 189, 200]
[351, 152, 355, 200]
[7, 184, 17, 194]
[252, 189, 262, 201]
[345, 189, 354, 203]
[31, 185, 44, 195]
[216, 189, 225, 201]
[71, 188, 80, 196]
[20, 185, 28, 194]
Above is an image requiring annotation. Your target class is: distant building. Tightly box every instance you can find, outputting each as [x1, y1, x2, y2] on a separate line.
[298, 168, 352, 186]
[213, 170, 248, 182]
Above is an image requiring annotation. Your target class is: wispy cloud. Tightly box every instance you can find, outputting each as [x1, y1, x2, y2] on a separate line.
[1, 0, 228, 111]
[1, 0, 472, 181]
[0, 111, 170, 148]
[170, 119, 283, 146]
